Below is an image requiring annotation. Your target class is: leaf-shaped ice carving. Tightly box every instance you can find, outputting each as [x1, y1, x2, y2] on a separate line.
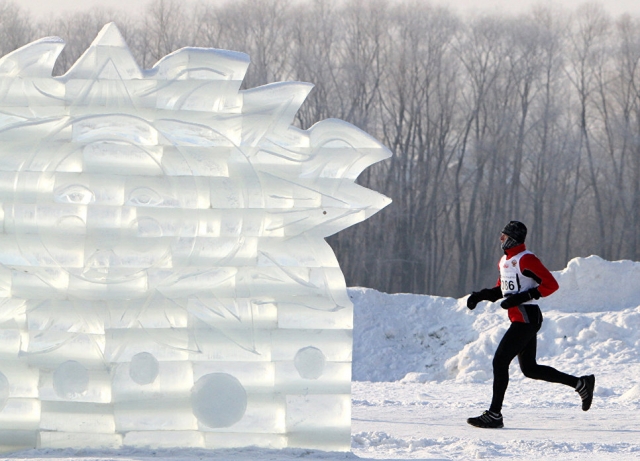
[0, 23, 390, 452]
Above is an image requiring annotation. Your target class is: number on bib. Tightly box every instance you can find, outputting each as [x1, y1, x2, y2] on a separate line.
[501, 276, 517, 293]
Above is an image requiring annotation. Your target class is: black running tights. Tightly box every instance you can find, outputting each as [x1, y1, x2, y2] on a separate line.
[489, 321, 579, 414]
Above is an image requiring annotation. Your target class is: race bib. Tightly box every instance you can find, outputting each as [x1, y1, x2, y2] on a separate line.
[500, 273, 518, 294]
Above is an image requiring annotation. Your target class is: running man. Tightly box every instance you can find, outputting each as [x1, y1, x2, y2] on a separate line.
[465, 221, 595, 428]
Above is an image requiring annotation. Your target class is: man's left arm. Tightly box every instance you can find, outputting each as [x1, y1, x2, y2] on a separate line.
[519, 253, 559, 297]
[500, 254, 558, 309]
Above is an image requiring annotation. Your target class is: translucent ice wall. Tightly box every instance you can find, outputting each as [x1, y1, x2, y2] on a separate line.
[0, 24, 390, 452]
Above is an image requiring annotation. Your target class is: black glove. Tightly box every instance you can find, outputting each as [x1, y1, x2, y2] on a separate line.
[467, 292, 482, 310]
[466, 286, 503, 310]
[500, 288, 541, 309]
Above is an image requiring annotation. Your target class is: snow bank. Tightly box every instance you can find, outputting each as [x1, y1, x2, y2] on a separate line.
[351, 256, 640, 383]
[545, 255, 640, 312]
[350, 288, 471, 382]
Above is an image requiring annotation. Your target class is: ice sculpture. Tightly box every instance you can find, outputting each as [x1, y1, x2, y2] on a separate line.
[0, 24, 390, 452]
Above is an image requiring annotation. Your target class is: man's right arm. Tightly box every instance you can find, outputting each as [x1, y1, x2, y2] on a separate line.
[466, 284, 502, 310]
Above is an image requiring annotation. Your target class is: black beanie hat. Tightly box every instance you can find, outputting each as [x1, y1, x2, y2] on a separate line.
[501, 221, 527, 244]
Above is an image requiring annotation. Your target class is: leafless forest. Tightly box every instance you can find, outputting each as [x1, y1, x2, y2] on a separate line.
[1, 0, 639, 296]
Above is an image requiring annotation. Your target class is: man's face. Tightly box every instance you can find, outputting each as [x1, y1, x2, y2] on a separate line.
[500, 233, 509, 245]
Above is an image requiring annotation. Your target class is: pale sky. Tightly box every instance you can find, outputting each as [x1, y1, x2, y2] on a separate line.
[15, 0, 640, 20]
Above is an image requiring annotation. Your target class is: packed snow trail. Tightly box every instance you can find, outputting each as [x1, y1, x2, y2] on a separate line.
[351, 380, 640, 460]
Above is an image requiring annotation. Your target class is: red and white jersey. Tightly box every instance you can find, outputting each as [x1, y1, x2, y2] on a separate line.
[499, 250, 538, 295]
[495, 243, 559, 323]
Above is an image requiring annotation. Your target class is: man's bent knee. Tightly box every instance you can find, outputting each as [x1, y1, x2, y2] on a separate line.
[520, 364, 542, 379]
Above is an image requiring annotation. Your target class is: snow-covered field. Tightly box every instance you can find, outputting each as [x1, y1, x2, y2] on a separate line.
[6, 256, 640, 460]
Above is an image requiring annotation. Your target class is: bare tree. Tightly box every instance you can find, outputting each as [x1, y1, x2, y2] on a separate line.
[139, 0, 193, 67]
[0, 1, 33, 55]
[565, 4, 611, 257]
[207, 0, 294, 88]
[618, 15, 640, 261]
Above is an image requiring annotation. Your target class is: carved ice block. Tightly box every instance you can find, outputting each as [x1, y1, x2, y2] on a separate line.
[0, 23, 391, 452]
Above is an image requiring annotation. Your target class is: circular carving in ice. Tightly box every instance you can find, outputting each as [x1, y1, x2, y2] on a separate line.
[294, 346, 326, 379]
[53, 360, 89, 399]
[191, 373, 247, 428]
[129, 352, 160, 385]
[0, 371, 9, 410]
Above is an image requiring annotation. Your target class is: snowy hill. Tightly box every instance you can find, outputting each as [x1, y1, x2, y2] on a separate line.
[351, 255, 640, 388]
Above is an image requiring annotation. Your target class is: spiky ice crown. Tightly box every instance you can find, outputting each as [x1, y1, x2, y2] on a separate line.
[0, 22, 391, 288]
[0, 23, 390, 222]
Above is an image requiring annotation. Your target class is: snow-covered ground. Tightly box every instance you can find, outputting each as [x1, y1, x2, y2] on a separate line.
[6, 255, 640, 460]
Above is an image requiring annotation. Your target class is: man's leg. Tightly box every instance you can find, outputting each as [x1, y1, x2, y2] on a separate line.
[469, 322, 537, 428]
[489, 322, 538, 414]
[517, 324, 595, 410]
[517, 327, 579, 388]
